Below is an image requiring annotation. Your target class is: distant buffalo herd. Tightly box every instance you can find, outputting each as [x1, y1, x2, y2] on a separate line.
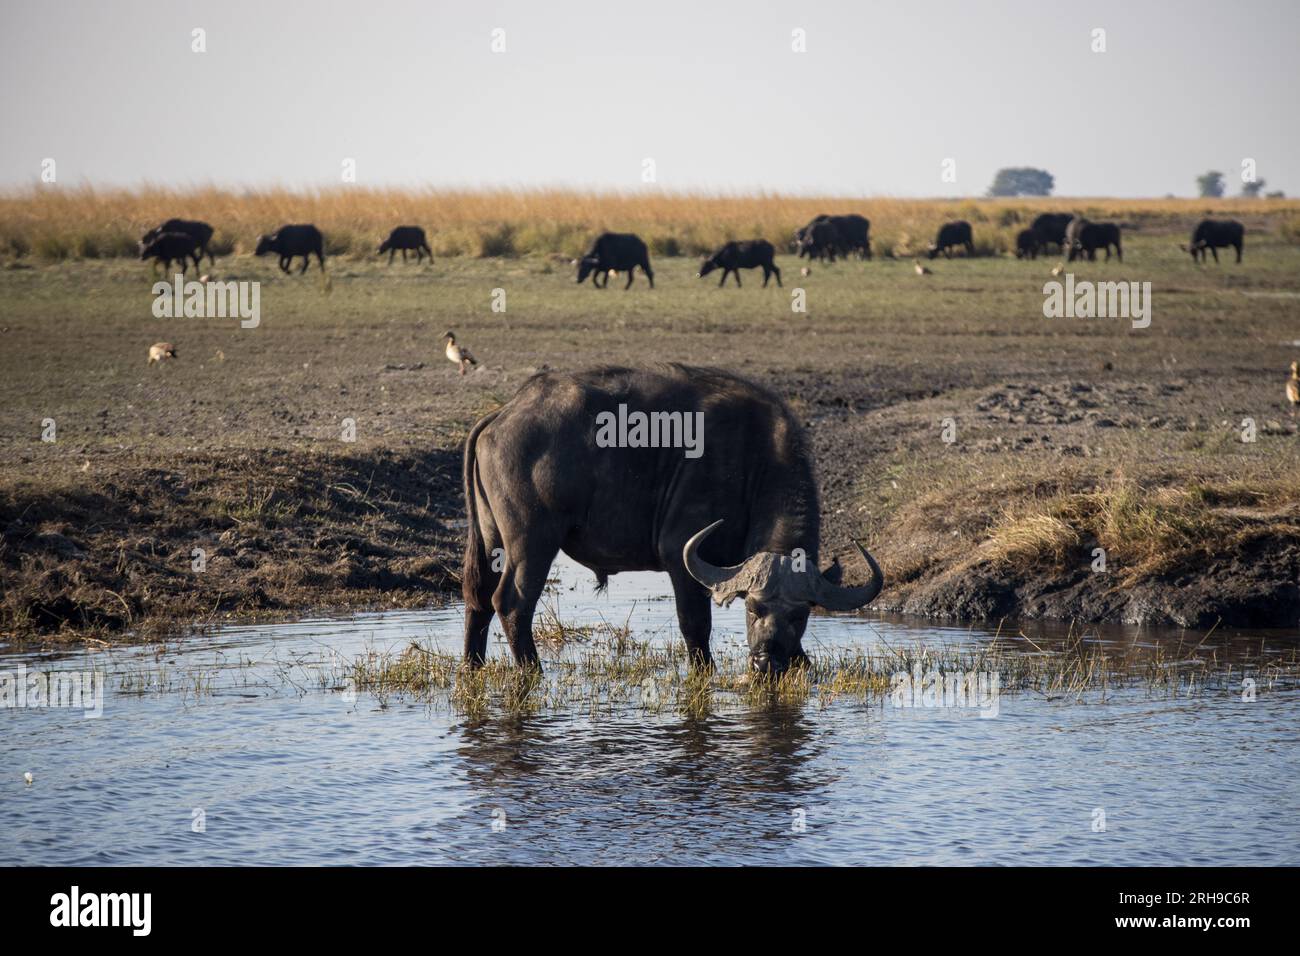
[135, 212, 1247, 286]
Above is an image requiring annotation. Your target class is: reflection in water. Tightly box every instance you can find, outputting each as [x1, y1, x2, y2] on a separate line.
[1, 554, 1297, 865]
[450, 706, 829, 864]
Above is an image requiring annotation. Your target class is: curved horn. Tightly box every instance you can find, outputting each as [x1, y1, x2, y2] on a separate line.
[814, 539, 884, 611]
[682, 520, 745, 592]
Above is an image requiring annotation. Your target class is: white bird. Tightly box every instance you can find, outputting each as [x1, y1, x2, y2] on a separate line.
[1051, 261, 1067, 277]
[23, 772, 33, 785]
[444, 331, 478, 375]
[800, 266, 811, 277]
[148, 342, 177, 365]
[913, 259, 932, 276]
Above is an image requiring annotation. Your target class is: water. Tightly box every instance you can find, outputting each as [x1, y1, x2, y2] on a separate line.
[3, 555, 1298, 866]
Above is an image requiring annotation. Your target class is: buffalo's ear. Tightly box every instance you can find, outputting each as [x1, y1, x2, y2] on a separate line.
[820, 556, 843, 586]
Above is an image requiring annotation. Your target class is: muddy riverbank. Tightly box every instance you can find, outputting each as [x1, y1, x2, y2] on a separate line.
[3, 237, 1298, 644]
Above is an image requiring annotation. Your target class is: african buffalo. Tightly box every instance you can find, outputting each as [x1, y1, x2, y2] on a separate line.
[929, 220, 974, 259]
[378, 226, 432, 264]
[796, 220, 841, 262]
[698, 240, 782, 287]
[461, 365, 884, 675]
[142, 218, 216, 266]
[255, 224, 326, 274]
[1015, 228, 1040, 259]
[139, 232, 201, 275]
[1029, 213, 1073, 253]
[1183, 219, 1244, 263]
[794, 214, 831, 257]
[1067, 219, 1122, 262]
[577, 233, 654, 289]
[795, 214, 871, 260]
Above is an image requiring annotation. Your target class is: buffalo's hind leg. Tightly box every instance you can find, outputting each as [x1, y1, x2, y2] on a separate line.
[463, 528, 502, 667]
[492, 534, 561, 671]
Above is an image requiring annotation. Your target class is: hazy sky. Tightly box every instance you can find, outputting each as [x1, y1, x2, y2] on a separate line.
[1, 0, 1296, 197]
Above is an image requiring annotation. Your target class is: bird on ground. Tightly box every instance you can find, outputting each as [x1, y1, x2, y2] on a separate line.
[1051, 261, 1067, 277]
[148, 342, 177, 365]
[1286, 361, 1300, 416]
[913, 259, 932, 276]
[444, 331, 478, 375]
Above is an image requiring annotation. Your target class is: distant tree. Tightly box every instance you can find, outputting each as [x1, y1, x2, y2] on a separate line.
[987, 167, 1055, 197]
[1265, 190, 1285, 199]
[1196, 171, 1226, 198]
[1241, 178, 1267, 198]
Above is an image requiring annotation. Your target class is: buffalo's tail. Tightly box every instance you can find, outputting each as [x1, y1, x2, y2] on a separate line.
[462, 410, 501, 611]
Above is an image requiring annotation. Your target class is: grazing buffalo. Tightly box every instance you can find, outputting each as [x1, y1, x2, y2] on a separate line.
[795, 214, 871, 260]
[796, 220, 842, 262]
[1183, 219, 1244, 263]
[255, 224, 326, 274]
[139, 232, 201, 274]
[794, 214, 831, 257]
[1067, 220, 1122, 262]
[378, 226, 432, 264]
[461, 365, 884, 675]
[576, 233, 654, 289]
[1029, 213, 1073, 253]
[1015, 228, 1040, 259]
[1063, 217, 1088, 261]
[698, 240, 782, 287]
[929, 220, 974, 259]
[142, 219, 216, 266]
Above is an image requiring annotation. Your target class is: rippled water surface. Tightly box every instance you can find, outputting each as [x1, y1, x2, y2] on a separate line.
[3, 555, 1298, 865]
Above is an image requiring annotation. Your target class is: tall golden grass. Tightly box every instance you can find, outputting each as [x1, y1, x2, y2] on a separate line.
[2, 185, 1298, 260]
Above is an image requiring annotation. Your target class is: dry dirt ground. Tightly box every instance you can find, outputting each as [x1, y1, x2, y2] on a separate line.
[2, 224, 1298, 643]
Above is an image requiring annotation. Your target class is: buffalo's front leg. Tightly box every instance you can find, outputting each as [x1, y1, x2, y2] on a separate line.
[667, 566, 713, 670]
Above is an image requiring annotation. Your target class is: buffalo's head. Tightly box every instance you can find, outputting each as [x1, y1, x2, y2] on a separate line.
[254, 235, 274, 257]
[927, 245, 940, 260]
[697, 257, 719, 278]
[377, 240, 391, 254]
[576, 256, 600, 283]
[137, 240, 152, 260]
[683, 520, 883, 676]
